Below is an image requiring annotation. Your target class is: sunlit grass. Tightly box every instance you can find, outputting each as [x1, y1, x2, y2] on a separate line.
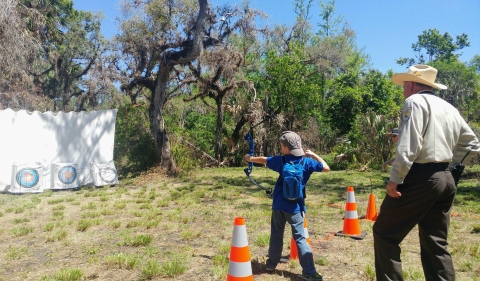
[40, 268, 83, 281]
[0, 168, 478, 280]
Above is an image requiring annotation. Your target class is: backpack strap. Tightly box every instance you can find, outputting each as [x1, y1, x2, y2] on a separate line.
[281, 156, 307, 207]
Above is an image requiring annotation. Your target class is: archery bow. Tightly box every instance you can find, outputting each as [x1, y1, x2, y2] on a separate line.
[244, 133, 273, 198]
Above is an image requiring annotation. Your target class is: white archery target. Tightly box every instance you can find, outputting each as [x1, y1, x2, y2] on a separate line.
[91, 161, 118, 186]
[10, 163, 44, 193]
[51, 163, 78, 189]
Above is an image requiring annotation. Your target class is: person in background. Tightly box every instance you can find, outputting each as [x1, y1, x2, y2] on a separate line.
[382, 127, 399, 170]
[373, 65, 479, 281]
[244, 131, 329, 281]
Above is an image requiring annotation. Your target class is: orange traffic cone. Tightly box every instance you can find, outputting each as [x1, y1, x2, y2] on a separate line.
[289, 215, 311, 260]
[289, 237, 299, 260]
[227, 217, 253, 281]
[335, 186, 367, 240]
[365, 193, 378, 221]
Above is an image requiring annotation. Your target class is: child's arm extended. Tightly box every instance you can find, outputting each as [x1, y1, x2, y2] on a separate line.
[305, 150, 330, 172]
[244, 154, 267, 165]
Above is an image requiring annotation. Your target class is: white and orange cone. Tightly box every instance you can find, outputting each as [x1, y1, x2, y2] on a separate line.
[227, 217, 253, 281]
[335, 186, 367, 240]
[289, 214, 312, 260]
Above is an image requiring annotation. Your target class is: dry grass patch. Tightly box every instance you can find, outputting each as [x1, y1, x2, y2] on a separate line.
[0, 167, 478, 280]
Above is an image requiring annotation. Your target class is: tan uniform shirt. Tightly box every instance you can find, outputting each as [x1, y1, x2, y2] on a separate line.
[390, 91, 479, 184]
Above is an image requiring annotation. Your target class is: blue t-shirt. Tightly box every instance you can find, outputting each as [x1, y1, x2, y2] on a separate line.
[266, 155, 324, 213]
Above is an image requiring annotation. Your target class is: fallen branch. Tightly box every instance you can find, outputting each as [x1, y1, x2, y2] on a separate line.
[358, 159, 372, 172]
[181, 139, 224, 167]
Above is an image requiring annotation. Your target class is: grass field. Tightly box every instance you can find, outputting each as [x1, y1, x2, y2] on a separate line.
[0, 166, 479, 281]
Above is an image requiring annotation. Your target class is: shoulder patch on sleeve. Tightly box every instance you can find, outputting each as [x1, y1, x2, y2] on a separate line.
[402, 107, 412, 123]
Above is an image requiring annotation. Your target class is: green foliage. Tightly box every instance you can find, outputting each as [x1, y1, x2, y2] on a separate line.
[171, 141, 200, 174]
[470, 55, 480, 72]
[20, 0, 107, 110]
[361, 70, 403, 115]
[183, 111, 216, 156]
[114, 104, 158, 177]
[325, 86, 361, 134]
[352, 111, 398, 168]
[431, 60, 480, 121]
[326, 70, 402, 135]
[317, 0, 344, 38]
[396, 28, 470, 65]
[260, 45, 322, 130]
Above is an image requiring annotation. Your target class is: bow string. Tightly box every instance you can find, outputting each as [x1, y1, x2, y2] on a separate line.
[244, 133, 273, 198]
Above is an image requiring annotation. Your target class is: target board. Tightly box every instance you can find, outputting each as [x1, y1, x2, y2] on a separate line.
[51, 163, 78, 189]
[91, 162, 118, 186]
[10, 163, 44, 193]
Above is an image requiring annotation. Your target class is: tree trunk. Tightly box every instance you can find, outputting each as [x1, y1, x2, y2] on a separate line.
[215, 96, 224, 161]
[147, 0, 209, 173]
[232, 115, 248, 144]
[151, 66, 177, 173]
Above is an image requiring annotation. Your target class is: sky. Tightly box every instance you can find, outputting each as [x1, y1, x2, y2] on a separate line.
[73, 0, 480, 74]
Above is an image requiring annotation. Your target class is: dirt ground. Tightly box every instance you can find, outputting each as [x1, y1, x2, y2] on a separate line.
[0, 169, 479, 281]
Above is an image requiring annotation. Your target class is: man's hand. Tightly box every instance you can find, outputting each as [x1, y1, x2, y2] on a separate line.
[386, 180, 401, 198]
[244, 154, 252, 162]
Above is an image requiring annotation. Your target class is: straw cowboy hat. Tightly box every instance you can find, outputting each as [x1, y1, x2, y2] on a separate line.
[391, 65, 447, 90]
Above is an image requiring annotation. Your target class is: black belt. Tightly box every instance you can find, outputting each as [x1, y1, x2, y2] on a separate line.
[412, 162, 449, 169]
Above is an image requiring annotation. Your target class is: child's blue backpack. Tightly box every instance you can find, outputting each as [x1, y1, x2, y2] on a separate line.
[281, 156, 305, 203]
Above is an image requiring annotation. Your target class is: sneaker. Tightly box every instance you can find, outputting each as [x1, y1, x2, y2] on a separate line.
[301, 272, 323, 281]
[265, 266, 275, 272]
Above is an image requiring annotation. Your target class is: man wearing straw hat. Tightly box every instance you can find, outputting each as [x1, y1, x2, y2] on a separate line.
[372, 65, 479, 281]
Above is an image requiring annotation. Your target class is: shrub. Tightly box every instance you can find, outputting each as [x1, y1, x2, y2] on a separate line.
[114, 104, 158, 177]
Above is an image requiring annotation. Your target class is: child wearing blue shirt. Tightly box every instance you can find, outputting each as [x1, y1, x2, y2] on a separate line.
[244, 131, 330, 281]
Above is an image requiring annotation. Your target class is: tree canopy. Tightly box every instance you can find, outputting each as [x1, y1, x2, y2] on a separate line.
[1, 0, 479, 174]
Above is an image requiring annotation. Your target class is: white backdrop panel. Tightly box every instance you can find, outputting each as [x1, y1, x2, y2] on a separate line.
[0, 109, 117, 192]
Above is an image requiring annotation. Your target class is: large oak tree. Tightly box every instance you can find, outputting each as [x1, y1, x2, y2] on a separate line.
[115, 0, 261, 172]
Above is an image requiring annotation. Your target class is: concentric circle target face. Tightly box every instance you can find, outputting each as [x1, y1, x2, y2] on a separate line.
[58, 166, 77, 184]
[16, 168, 40, 188]
[99, 167, 117, 183]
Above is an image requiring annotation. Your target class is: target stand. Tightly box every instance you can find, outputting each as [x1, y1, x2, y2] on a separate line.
[51, 163, 78, 190]
[91, 161, 118, 187]
[10, 163, 44, 194]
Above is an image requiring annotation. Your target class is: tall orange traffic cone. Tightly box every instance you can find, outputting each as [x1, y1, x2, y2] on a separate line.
[289, 215, 311, 260]
[335, 186, 367, 240]
[227, 217, 253, 281]
[365, 193, 378, 221]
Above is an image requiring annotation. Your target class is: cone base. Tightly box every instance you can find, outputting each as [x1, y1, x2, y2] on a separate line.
[334, 230, 367, 240]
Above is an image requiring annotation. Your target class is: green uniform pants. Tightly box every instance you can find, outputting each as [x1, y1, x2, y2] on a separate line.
[373, 162, 456, 281]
